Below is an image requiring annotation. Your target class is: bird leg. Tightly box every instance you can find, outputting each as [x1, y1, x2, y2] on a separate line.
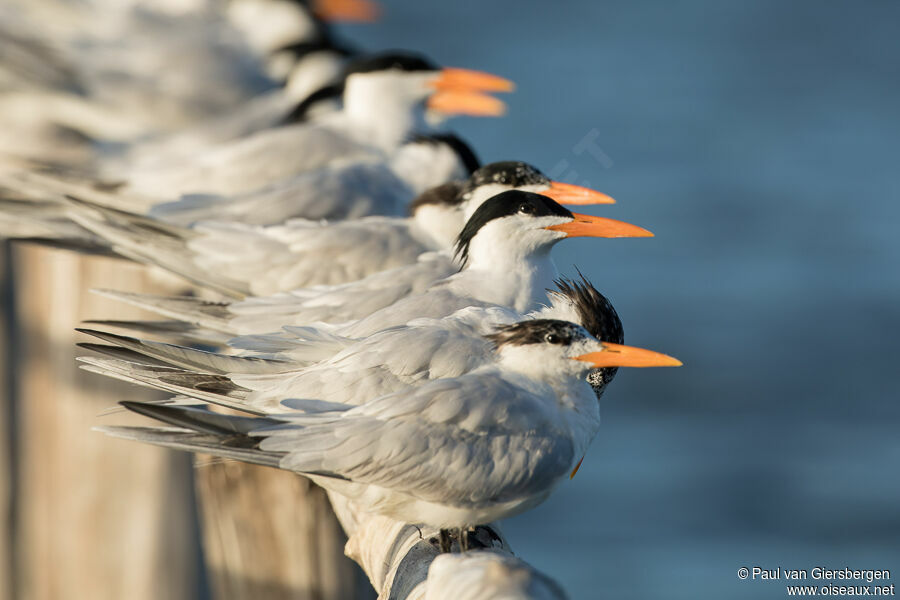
[459, 527, 474, 552]
[438, 528, 453, 553]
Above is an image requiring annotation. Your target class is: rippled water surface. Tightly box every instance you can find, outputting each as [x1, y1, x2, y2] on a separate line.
[338, 2, 900, 597]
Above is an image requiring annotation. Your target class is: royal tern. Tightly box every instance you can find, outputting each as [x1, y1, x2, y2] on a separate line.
[79, 185, 634, 345]
[111, 0, 383, 174]
[98, 318, 679, 544]
[0, 54, 506, 220]
[0, 132, 476, 242]
[228, 0, 377, 78]
[146, 132, 480, 225]
[44, 161, 612, 301]
[0, 0, 382, 176]
[78, 275, 628, 414]
[76, 193, 651, 412]
[114, 51, 512, 198]
[325, 189, 648, 339]
[0, 0, 273, 131]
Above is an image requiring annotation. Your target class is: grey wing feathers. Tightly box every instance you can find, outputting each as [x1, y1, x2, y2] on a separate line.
[64, 198, 250, 297]
[77, 342, 173, 367]
[81, 319, 233, 347]
[97, 425, 284, 469]
[260, 321, 495, 406]
[224, 312, 503, 409]
[0, 170, 159, 214]
[91, 290, 238, 334]
[229, 327, 353, 363]
[108, 382, 573, 508]
[184, 217, 431, 296]
[103, 403, 349, 480]
[120, 401, 275, 435]
[77, 328, 293, 375]
[258, 376, 576, 505]
[77, 356, 261, 415]
[225, 253, 457, 329]
[0, 23, 85, 94]
[0, 197, 113, 252]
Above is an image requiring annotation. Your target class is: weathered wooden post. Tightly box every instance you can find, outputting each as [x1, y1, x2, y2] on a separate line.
[2, 211, 374, 600]
[194, 463, 373, 599]
[11, 245, 201, 600]
[0, 241, 14, 600]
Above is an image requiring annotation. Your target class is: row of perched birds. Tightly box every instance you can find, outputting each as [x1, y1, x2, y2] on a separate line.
[0, 0, 680, 557]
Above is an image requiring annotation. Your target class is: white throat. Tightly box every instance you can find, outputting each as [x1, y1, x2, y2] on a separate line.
[456, 242, 560, 313]
[342, 74, 431, 150]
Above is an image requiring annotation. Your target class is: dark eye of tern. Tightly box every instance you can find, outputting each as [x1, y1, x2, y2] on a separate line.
[454, 190, 574, 266]
[545, 333, 561, 344]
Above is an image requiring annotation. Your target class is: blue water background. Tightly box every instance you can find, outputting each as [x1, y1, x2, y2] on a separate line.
[336, 2, 900, 597]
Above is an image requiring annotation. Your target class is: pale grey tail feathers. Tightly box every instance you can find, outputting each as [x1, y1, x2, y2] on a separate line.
[97, 402, 350, 481]
[77, 328, 293, 376]
[90, 290, 240, 334]
[77, 355, 262, 415]
[82, 319, 233, 347]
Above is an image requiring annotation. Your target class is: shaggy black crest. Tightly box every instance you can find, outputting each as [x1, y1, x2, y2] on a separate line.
[407, 181, 466, 216]
[553, 272, 624, 396]
[553, 273, 623, 345]
[461, 161, 550, 198]
[342, 51, 438, 77]
[487, 319, 587, 350]
[409, 133, 481, 175]
[453, 190, 572, 266]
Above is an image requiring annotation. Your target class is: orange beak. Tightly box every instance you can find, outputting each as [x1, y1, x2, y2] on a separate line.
[542, 181, 616, 206]
[545, 213, 653, 238]
[311, 0, 381, 22]
[573, 342, 682, 368]
[570, 455, 585, 479]
[430, 68, 516, 93]
[426, 68, 514, 118]
[427, 90, 507, 117]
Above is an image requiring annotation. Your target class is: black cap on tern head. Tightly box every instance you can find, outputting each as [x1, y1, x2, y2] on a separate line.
[342, 51, 438, 77]
[283, 51, 441, 125]
[407, 181, 466, 216]
[487, 319, 588, 350]
[409, 133, 481, 175]
[462, 161, 550, 197]
[282, 82, 346, 124]
[454, 190, 572, 265]
[273, 28, 359, 60]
